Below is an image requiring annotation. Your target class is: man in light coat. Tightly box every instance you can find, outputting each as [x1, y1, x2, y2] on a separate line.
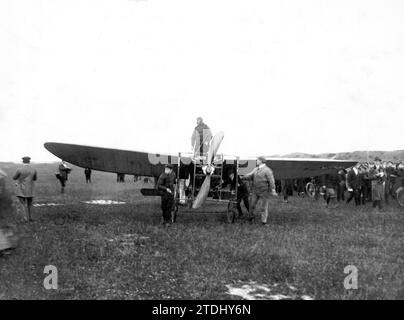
[242, 156, 277, 225]
[12, 156, 37, 222]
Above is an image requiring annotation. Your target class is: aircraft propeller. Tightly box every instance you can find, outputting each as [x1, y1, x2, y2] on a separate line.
[192, 131, 224, 209]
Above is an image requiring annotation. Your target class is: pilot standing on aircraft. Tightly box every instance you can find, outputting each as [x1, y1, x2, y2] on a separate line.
[191, 117, 212, 158]
[242, 156, 277, 225]
[156, 164, 176, 226]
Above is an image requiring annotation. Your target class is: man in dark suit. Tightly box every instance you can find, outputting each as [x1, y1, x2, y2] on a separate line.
[336, 169, 347, 202]
[156, 164, 177, 226]
[84, 168, 92, 183]
[281, 179, 294, 203]
[346, 163, 362, 206]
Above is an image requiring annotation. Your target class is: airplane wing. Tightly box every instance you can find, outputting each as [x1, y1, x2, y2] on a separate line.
[44, 142, 357, 179]
[44, 142, 184, 177]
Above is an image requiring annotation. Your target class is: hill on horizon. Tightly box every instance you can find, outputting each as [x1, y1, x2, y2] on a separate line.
[270, 150, 404, 162]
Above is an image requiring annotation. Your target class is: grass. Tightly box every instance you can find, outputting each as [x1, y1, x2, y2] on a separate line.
[0, 162, 404, 299]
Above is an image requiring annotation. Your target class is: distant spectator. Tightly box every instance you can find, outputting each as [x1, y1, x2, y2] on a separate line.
[84, 168, 92, 184]
[346, 163, 362, 206]
[281, 179, 294, 203]
[368, 157, 386, 211]
[117, 173, 125, 183]
[320, 173, 338, 208]
[336, 169, 347, 202]
[13, 156, 37, 221]
[56, 161, 71, 193]
[360, 164, 371, 203]
[384, 161, 396, 205]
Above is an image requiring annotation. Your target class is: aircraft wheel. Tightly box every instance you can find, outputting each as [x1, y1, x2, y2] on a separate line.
[226, 202, 236, 224]
[305, 182, 316, 198]
[396, 187, 404, 207]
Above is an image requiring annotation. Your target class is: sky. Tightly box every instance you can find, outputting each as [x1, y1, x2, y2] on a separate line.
[0, 0, 403, 162]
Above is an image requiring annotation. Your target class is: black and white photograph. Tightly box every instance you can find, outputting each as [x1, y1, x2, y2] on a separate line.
[1, 0, 404, 305]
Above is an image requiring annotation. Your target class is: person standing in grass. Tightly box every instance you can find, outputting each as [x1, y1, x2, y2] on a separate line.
[346, 163, 362, 206]
[84, 168, 92, 183]
[56, 161, 71, 193]
[368, 157, 386, 212]
[12, 156, 37, 222]
[336, 169, 347, 202]
[242, 156, 277, 225]
[320, 173, 339, 208]
[156, 164, 176, 226]
[280, 179, 294, 203]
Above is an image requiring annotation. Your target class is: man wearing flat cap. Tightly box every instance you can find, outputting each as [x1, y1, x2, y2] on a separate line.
[12, 156, 37, 222]
[156, 164, 176, 226]
[242, 156, 277, 225]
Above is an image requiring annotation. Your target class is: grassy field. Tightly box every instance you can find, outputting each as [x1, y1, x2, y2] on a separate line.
[1, 162, 404, 300]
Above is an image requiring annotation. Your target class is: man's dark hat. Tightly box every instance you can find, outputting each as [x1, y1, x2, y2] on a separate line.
[165, 164, 173, 169]
[374, 157, 382, 162]
[22, 156, 31, 161]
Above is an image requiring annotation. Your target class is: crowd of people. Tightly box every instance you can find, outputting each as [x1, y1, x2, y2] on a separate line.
[282, 157, 404, 211]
